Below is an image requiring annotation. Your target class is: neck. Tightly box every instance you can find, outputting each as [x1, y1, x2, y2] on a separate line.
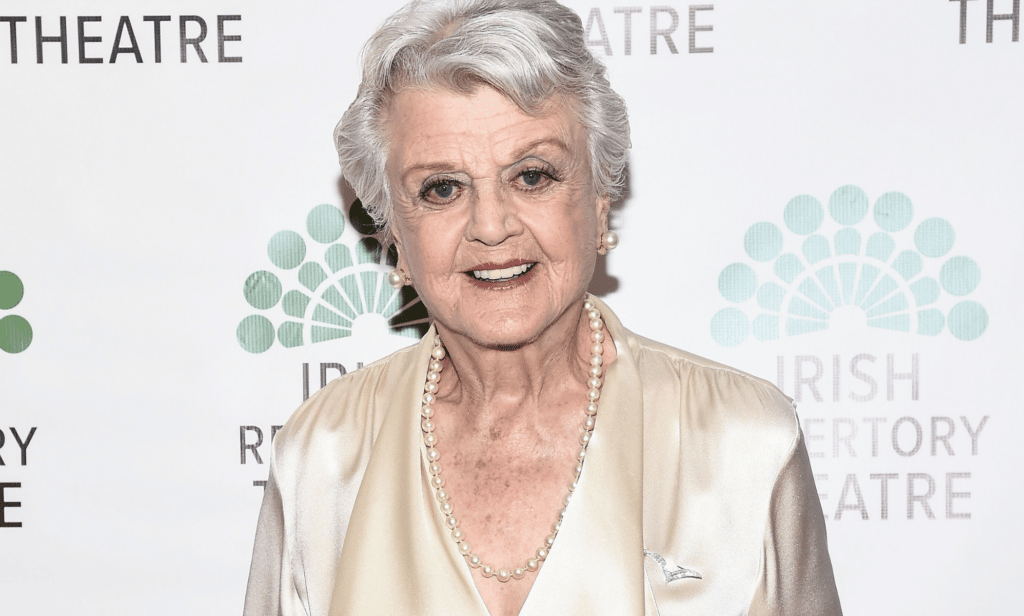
[432, 297, 596, 416]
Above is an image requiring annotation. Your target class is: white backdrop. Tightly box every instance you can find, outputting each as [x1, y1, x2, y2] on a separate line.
[1, 1, 1021, 614]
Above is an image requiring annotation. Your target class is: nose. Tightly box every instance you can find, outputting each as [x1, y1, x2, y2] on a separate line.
[464, 182, 523, 246]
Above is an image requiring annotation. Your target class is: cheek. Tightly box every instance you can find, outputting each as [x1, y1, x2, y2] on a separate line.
[570, 193, 603, 249]
[535, 206, 600, 269]
[398, 220, 462, 280]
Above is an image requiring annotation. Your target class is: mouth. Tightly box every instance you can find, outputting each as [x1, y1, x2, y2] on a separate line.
[468, 261, 536, 283]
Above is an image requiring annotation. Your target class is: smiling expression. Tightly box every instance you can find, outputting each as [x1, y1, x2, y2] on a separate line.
[386, 86, 609, 349]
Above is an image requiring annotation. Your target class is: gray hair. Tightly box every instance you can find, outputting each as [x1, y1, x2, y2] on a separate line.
[334, 0, 630, 238]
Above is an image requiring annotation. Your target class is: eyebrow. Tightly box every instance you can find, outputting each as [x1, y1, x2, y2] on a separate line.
[508, 136, 572, 161]
[399, 137, 573, 184]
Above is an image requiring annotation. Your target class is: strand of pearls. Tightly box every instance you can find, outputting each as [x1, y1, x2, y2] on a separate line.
[420, 299, 607, 583]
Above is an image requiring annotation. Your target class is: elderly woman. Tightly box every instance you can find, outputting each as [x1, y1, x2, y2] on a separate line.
[244, 0, 841, 614]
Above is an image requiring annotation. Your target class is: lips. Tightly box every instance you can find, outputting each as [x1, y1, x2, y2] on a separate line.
[469, 261, 536, 282]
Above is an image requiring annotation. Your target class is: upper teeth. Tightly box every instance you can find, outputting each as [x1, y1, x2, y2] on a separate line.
[472, 263, 533, 280]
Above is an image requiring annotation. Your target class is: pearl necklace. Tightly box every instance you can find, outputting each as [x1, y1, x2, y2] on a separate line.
[420, 299, 607, 583]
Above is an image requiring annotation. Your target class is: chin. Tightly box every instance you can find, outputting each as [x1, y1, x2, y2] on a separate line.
[429, 289, 587, 351]
[439, 312, 546, 351]
[462, 324, 538, 351]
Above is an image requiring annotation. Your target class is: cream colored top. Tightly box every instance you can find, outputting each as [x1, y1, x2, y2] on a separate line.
[243, 298, 842, 615]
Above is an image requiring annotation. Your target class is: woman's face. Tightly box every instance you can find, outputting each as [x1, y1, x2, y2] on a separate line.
[386, 85, 609, 349]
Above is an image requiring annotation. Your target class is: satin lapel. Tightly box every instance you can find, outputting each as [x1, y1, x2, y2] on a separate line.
[330, 326, 486, 616]
[519, 297, 647, 616]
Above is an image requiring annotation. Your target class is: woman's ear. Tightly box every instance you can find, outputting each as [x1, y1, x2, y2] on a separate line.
[392, 234, 406, 270]
[390, 229, 413, 284]
[596, 195, 612, 255]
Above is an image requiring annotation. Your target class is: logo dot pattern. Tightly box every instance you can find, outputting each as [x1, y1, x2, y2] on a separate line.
[711, 186, 988, 346]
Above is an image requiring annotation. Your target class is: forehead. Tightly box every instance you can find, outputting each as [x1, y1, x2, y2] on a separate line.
[384, 86, 586, 171]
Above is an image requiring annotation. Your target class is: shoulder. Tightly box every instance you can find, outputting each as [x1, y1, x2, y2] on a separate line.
[626, 329, 798, 445]
[270, 342, 423, 473]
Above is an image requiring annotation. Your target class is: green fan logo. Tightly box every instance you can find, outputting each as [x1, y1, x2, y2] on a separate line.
[0, 271, 32, 353]
[711, 186, 988, 347]
[236, 202, 427, 354]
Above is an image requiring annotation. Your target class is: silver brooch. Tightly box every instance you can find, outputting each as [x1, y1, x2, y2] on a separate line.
[643, 549, 702, 583]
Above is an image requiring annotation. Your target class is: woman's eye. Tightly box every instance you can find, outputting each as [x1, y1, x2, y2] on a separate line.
[420, 179, 460, 203]
[522, 170, 543, 186]
[431, 182, 455, 199]
[519, 169, 553, 188]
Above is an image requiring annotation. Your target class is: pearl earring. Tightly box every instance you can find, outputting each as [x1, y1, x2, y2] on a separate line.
[387, 269, 406, 289]
[601, 230, 619, 251]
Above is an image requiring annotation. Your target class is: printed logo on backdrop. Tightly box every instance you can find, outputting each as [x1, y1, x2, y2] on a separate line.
[0, 271, 38, 527]
[710, 185, 987, 347]
[0, 14, 241, 64]
[710, 186, 989, 524]
[237, 201, 429, 488]
[0, 271, 32, 354]
[236, 201, 427, 355]
[584, 4, 714, 55]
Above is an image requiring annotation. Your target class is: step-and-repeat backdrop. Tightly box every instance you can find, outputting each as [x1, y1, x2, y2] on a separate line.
[2, 0, 1021, 613]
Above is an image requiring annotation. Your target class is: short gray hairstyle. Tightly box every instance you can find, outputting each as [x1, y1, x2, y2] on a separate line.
[334, 0, 630, 238]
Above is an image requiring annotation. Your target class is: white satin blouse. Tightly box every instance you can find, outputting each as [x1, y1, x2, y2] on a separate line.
[243, 297, 842, 615]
